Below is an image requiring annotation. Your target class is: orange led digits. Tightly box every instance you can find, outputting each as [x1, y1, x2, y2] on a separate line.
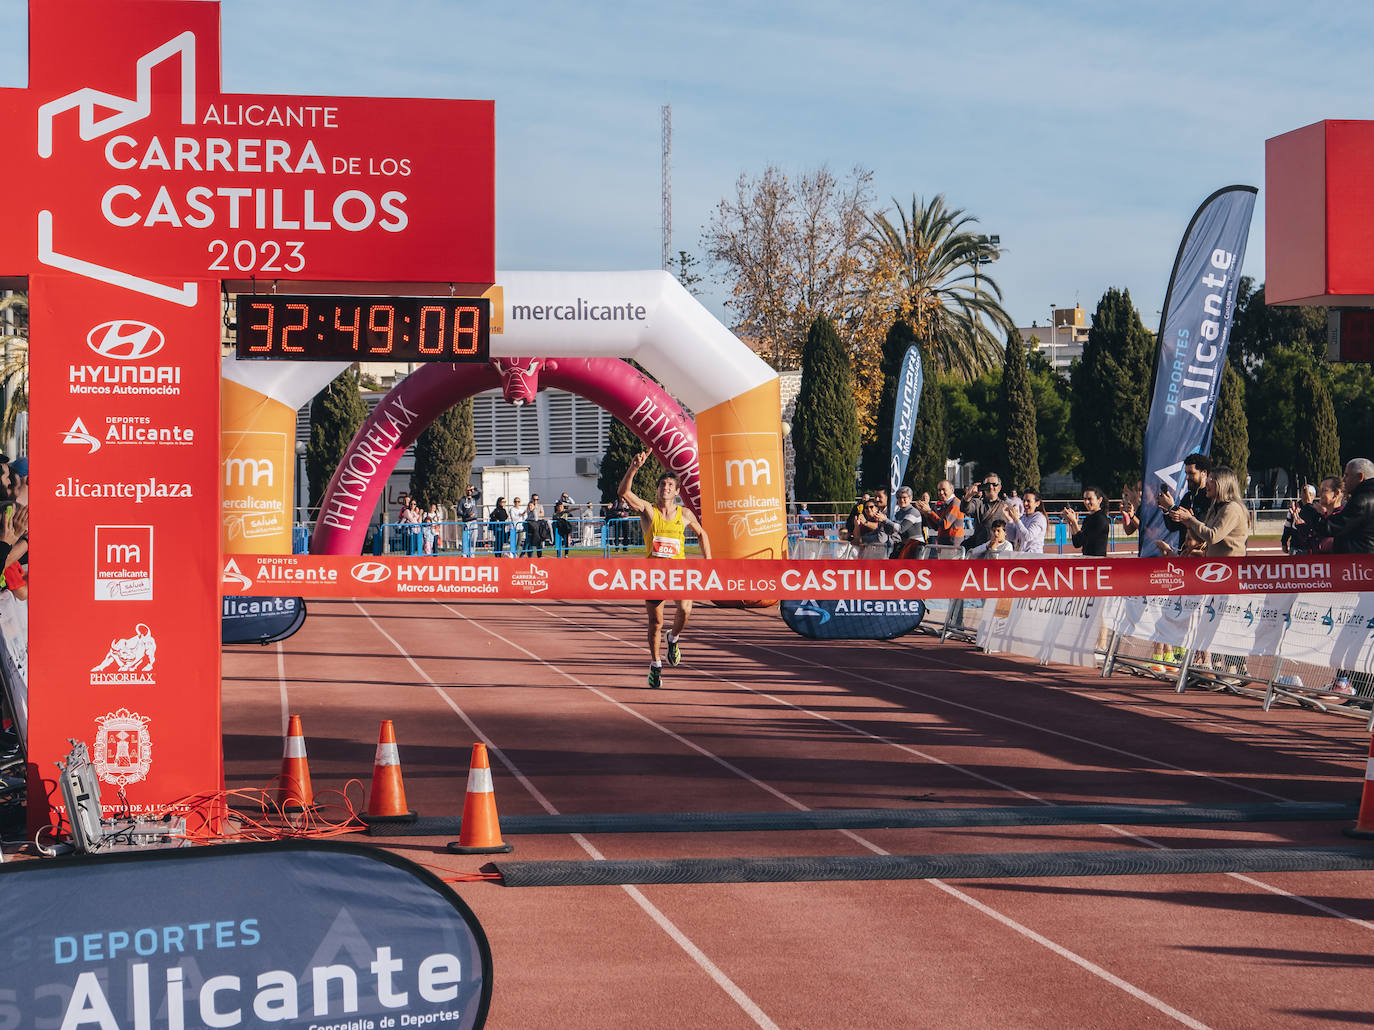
[368, 305, 396, 354]
[236, 295, 489, 362]
[454, 305, 480, 355]
[418, 305, 445, 354]
[281, 303, 308, 353]
[335, 305, 361, 351]
[246, 301, 274, 352]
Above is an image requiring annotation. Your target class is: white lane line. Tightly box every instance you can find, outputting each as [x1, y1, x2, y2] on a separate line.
[740, 637, 1291, 801]
[539, 604, 1374, 939]
[423, 602, 1209, 1029]
[276, 641, 289, 738]
[354, 602, 780, 1030]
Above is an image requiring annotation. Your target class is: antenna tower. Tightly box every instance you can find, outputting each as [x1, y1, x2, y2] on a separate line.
[660, 104, 671, 271]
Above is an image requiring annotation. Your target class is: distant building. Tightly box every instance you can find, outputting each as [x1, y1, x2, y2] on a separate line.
[1018, 304, 1088, 372]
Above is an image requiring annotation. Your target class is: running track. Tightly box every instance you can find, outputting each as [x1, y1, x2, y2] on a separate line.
[223, 598, 1374, 1029]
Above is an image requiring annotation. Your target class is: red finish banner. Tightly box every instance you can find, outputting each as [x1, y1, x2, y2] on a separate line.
[223, 554, 1374, 601]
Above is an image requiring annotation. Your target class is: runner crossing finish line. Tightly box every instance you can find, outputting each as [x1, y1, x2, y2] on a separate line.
[618, 450, 713, 688]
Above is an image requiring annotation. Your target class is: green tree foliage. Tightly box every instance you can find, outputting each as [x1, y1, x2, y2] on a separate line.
[1026, 349, 1079, 478]
[792, 315, 860, 502]
[673, 250, 704, 295]
[905, 369, 948, 495]
[1070, 288, 1154, 494]
[1209, 361, 1249, 486]
[1293, 365, 1341, 489]
[859, 318, 918, 488]
[1229, 277, 1327, 370]
[1000, 332, 1039, 490]
[1329, 363, 1374, 465]
[0, 292, 28, 451]
[1246, 344, 1322, 485]
[864, 194, 1015, 380]
[598, 418, 665, 504]
[306, 368, 368, 510]
[940, 373, 999, 478]
[409, 399, 475, 510]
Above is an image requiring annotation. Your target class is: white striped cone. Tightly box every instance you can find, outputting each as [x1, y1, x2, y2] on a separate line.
[365, 720, 415, 822]
[1344, 737, 1374, 839]
[448, 742, 512, 854]
[277, 714, 313, 812]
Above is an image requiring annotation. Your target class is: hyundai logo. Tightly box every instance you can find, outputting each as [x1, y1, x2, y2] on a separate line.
[351, 561, 392, 583]
[1197, 562, 1233, 583]
[87, 320, 165, 360]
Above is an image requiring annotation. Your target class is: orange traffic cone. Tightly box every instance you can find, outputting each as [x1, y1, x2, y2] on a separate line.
[364, 720, 417, 824]
[446, 742, 513, 854]
[277, 714, 314, 813]
[1344, 735, 1374, 839]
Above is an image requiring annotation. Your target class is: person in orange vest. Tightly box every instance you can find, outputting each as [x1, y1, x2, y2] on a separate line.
[618, 451, 713, 689]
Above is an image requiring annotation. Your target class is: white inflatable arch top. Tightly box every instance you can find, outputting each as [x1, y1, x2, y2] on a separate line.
[496, 271, 774, 414]
[221, 271, 789, 561]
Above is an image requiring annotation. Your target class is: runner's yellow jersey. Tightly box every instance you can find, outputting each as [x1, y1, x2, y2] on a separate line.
[646, 505, 686, 559]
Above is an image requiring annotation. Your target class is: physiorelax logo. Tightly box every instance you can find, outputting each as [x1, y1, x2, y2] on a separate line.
[90, 623, 158, 686]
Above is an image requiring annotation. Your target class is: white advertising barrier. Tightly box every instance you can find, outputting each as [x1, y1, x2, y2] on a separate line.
[1112, 594, 1206, 649]
[1192, 594, 1294, 657]
[0, 591, 27, 741]
[1278, 592, 1374, 673]
[980, 595, 1116, 668]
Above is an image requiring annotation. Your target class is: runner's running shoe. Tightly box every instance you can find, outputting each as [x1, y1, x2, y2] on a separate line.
[648, 665, 662, 689]
[666, 636, 681, 667]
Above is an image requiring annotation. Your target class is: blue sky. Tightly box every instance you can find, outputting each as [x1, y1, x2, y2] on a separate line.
[2, 0, 1369, 332]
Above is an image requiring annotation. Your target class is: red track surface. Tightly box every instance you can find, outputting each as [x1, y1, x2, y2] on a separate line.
[223, 598, 1374, 1029]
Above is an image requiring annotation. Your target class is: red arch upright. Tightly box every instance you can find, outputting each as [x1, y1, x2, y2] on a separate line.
[310, 357, 700, 554]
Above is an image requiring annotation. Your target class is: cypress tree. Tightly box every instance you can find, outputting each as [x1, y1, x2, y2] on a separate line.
[905, 368, 948, 494]
[598, 418, 665, 503]
[306, 368, 368, 510]
[1000, 331, 1039, 490]
[792, 315, 860, 503]
[1209, 362, 1249, 488]
[1070, 288, 1154, 495]
[860, 318, 919, 489]
[1293, 366, 1341, 489]
[410, 399, 475, 510]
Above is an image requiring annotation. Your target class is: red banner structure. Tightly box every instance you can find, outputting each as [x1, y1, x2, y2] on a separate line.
[223, 555, 1374, 601]
[5, 0, 494, 829]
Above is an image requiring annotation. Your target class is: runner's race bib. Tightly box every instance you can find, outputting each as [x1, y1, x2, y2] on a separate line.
[651, 535, 684, 559]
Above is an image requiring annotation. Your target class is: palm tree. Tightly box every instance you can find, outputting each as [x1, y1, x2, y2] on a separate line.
[0, 292, 28, 456]
[863, 195, 1014, 380]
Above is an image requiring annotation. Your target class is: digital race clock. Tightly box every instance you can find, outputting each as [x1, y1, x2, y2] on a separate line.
[235, 295, 491, 362]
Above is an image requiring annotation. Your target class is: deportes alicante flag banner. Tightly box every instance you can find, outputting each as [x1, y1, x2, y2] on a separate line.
[0, 842, 492, 1029]
[889, 345, 923, 516]
[1138, 186, 1257, 556]
[780, 597, 926, 640]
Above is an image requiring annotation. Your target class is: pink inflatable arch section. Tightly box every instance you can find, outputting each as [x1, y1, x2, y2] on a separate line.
[310, 356, 700, 555]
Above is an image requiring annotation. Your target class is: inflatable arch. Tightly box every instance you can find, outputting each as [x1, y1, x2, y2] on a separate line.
[221, 271, 787, 562]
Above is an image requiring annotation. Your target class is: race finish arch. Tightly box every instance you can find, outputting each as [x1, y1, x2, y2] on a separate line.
[301, 270, 788, 561]
[3, 0, 495, 830]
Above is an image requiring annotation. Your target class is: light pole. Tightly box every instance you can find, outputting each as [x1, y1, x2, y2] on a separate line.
[1049, 303, 1059, 367]
[295, 441, 308, 525]
[972, 233, 1000, 293]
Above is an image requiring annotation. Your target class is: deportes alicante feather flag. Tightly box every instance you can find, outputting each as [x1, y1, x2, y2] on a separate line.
[1138, 186, 1257, 556]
